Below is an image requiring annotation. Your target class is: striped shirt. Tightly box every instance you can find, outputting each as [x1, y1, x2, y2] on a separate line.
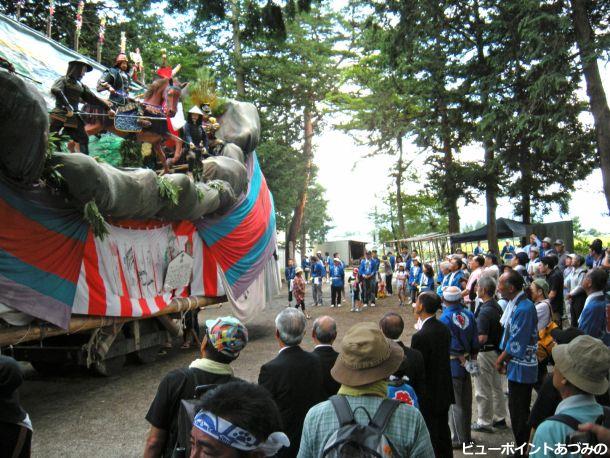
[297, 395, 434, 458]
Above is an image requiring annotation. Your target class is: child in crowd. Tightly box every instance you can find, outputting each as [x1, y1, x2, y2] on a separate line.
[377, 258, 387, 298]
[285, 258, 296, 307]
[409, 257, 422, 304]
[292, 267, 310, 319]
[348, 268, 362, 312]
[396, 263, 409, 307]
[419, 263, 435, 294]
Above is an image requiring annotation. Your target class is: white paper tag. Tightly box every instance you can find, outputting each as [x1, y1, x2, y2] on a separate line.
[164, 251, 194, 291]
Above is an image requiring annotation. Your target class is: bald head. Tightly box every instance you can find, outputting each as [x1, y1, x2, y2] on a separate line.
[312, 316, 337, 345]
[379, 312, 404, 340]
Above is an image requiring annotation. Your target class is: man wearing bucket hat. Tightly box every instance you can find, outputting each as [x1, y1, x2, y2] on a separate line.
[144, 316, 248, 457]
[298, 322, 434, 457]
[530, 335, 610, 456]
[439, 286, 480, 449]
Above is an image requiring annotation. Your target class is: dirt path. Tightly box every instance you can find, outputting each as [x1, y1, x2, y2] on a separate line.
[20, 284, 513, 457]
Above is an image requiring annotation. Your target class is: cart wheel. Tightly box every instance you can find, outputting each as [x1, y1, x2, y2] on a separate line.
[92, 355, 126, 377]
[31, 361, 67, 376]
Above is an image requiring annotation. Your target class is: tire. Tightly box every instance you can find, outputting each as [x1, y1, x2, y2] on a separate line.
[92, 355, 126, 377]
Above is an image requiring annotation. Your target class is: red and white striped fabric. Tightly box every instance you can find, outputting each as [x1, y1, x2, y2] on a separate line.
[73, 221, 223, 317]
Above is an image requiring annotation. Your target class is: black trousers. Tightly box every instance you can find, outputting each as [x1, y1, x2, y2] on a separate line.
[422, 409, 453, 458]
[0, 422, 32, 458]
[508, 380, 534, 456]
[331, 286, 342, 305]
[362, 277, 375, 304]
[386, 274, 393, 294]
[294, 300, 305, 312]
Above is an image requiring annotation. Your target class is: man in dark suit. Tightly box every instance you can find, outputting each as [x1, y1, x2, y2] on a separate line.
[311, 315, 340, 398]
[258, 308, 324, 458]
[379, 312, 425, 403]
[411, 291, 454, 458]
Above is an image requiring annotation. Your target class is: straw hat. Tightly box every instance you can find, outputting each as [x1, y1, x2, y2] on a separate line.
[331, 322, 403, 387]
[188, 105, 204, 116]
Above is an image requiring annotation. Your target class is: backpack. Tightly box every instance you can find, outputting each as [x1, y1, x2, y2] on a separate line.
[169, 368, 236, 458]
[547, 406, 610, 457]
[322, 395, 402, 458]
[171, 381, 219, 458]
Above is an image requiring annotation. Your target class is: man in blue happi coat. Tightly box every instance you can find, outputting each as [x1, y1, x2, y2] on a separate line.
[359, 251, 375, 307]
[496, 270, 538, 457]
[440, 286, 479, 449]
[578, 268, 610, 346]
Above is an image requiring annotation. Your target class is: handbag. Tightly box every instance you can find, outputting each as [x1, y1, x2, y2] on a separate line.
[537, 300, 558, 362]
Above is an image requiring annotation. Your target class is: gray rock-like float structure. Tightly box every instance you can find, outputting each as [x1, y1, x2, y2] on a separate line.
[0, 72, 260, 220]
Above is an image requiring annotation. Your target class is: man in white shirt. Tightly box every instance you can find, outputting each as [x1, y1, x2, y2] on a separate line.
[463, 255, 485, 311]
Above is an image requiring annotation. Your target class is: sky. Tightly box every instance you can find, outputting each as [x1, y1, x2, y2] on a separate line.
[315, 60, 610, 242]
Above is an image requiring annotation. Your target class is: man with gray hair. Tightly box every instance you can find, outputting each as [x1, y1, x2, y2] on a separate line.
[472, 275, 508, 433]
[311, 316, 340, 398]
[258, 308, 324, 457]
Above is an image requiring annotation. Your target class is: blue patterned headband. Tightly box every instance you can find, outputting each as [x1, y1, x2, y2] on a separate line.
[193, 411, 289, 456]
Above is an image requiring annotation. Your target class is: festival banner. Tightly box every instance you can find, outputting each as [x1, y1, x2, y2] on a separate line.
[72, 221, 224, 318]
[0, 180, 88, 328]
[196, 152, 277, 300]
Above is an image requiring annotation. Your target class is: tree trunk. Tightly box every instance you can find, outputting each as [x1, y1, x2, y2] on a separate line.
[230, 0, 246, 99]
[285, 107, 314, 263]
[299, 231, 307, 261]
[473, 1, 498, 254]
[441, 128, 460, 233]
[520, 143, 532, 224]
[395, 136, 406, 238]
[484, 144, 499, 254]
[570, 0, 610, 213]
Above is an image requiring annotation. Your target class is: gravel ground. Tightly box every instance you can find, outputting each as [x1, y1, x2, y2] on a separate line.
[20, 284, 515, 457]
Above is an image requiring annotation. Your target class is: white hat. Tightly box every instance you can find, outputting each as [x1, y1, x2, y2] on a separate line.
[442, 286, 462, 303]
[188, 105, 204, 116]
[295, 267, 303, 274]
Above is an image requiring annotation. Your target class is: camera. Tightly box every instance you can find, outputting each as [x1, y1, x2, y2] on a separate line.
[567, 429, 597, 447]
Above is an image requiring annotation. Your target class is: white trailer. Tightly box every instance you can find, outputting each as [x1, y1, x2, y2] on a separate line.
[313, 240, 367, 266]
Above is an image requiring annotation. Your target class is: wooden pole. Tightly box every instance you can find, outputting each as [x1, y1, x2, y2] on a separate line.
[74, 0, 84, 52]
[0, 295, 226, 347]
[46, 0, 54, 37]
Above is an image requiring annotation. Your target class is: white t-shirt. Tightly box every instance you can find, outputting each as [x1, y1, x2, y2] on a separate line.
[535, 299, 551, 332]
[396, 271, 408, 286]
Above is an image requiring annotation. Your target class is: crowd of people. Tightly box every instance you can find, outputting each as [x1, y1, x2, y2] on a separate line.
[4, 234, 610, 457]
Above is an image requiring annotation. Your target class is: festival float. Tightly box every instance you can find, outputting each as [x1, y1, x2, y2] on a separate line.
[0, 13, 280, 375]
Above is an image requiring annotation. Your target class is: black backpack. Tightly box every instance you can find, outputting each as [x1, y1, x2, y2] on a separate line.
[547, 406, 610, 457]
[170, 381, 219, 458]
[322, 395, 402, 458]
